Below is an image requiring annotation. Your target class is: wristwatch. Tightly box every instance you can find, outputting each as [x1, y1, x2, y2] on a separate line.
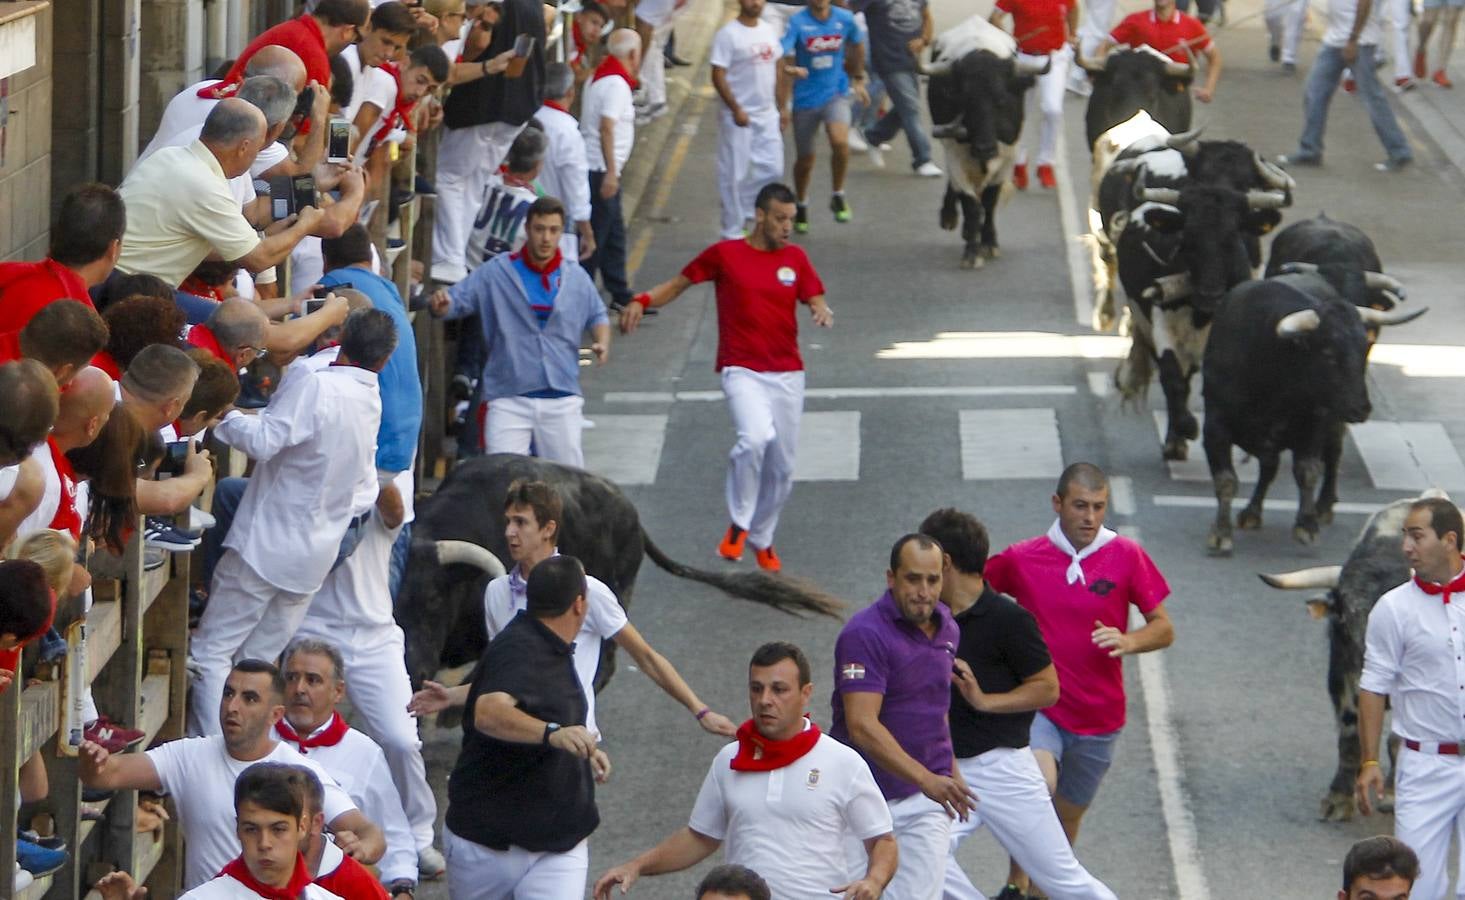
[542, 722, 561, 745]
[388, 880, 416, 899]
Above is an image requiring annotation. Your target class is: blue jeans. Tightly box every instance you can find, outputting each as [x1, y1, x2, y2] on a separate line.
[866, 68, 933, 168]
[853, 71, 888, 134]
[1298, 43, 1412, 162]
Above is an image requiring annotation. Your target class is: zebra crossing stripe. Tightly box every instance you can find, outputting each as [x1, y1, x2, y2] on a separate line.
[582, 415, 669, 485]
[960, 409, 1064, 480]
[1348, 422, 1465, 492]
[793, 412, 861, 482]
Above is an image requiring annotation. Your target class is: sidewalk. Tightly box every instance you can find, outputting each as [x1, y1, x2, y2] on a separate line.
[1399, 78, 1465, 177]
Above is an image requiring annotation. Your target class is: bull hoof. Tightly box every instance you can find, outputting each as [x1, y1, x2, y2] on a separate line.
[940, 209, 958, 231]
[1177, 413, 1200, 442]
[1292, 524, 1319, 545]
[960, 252, 984, 270]
[1206, 531, 1234, 557]
[981, 243, 1001, 259]
[1162, 439, 1189, 461]
[1237, 506, 1263, 530]
[1317, 504, 1336, 525]
[1318, 791, 1357, 822]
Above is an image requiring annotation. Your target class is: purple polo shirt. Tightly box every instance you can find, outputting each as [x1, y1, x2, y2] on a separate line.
[830, 590, 960, 801]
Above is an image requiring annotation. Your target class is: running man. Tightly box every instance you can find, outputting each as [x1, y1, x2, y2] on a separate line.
[1100, 0, 1221, 102]
[712, 0, 785, 240]
[990, 0, 1079, 189]
[777, 0, 869, 232]
[619, 182, 832, 573]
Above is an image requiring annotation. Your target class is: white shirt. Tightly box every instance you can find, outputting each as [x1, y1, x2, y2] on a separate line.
[342, 46, 398, 127]
[536, 103, 593, 224]
[1360, 576, 1465, 743]
[214, 364, 381, 594]
[140, 79, 224, 163]
[304, 464, 415, 628]
[1323, 0, 1381, 46]
[13, 441, 58, 542]
[147, 122, 290, 211]
[688, 730, 893, 899]
[483, 562, 628, 738]
[182, 875, 342, 900]
[147, 735, 358, 890]
[581, 73, 635, 173]
[710, 20, 781, 114]
[281, 720, 418, 884]
[465, 174, 540, 270]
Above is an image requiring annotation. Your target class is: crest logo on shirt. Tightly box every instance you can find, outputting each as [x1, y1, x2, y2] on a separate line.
[1089, 579, 1117, 597]
[806, 768, 821, 789]
[841, 663, 866, 681]
[776, 266, 797, 286]
[755, 43, 777, 61]
[805, 34, 845, 53]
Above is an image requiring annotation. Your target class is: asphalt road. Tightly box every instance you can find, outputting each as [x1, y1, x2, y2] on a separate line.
[407, 0, 1465, 895]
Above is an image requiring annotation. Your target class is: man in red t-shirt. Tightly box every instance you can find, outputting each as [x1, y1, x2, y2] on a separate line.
[222, 0, 370, 90]
[0, 184, 125, 334]
[619, 182, 832, 573]
[990, 0, 1078, 189]
[1102, 0, 1221, 101]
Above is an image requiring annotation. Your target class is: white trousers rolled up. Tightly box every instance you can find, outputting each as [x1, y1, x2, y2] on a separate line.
[482, 394, 586, 468]
[717, 107, 784, 238]
[1018, 47, 1071, 167]
[432, 121, 526, 284]
[944, 748, 1116, 900]
[1264, 0, 1310, 65]
[1393, 747, 1465, 900]
[722, 367, 803, 549]
[443, 828, 588, 899]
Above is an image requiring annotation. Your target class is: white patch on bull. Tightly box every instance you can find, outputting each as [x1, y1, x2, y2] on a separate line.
[1091, 110, 1169, 197]
[941, 138, 1015, 198]
[1139, 147, 1188, 180]
[931, 15, 1016, 66]
[1153, 306, 1210, 376]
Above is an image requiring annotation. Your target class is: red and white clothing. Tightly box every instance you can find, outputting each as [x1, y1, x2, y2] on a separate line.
[187, 323, 235, 368]
[276, 713, 418, 885]
[1108, 9, 1212, 62]
[13, 437, 80, 542]
[997, 0, 1073, 167]
[581, 57, 637, 174]
[711, 19, 785, 239]
[635, 0, 693, 107]
[688, 725, 891, 898]
[1361, 568, 1465, 900]
[182, 854, 342, 900]
[218, 14, 334, 95]
[431, 121, 527, 283]
[985, 526, 1170, 735]
[536, 101, 593, 260]
[682, 239, 824, 550]
[0, 258, 90, 334]
[314, 838, 388, 899]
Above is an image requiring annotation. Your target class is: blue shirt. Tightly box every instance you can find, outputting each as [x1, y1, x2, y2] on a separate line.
[782, 6, 863, 110]
[319, 266, 423, 474]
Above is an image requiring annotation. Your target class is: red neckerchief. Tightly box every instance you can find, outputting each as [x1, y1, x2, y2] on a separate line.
[180, 275, 228, 302]
[369, 62, 420, 151]
[593, 55, 639, 90]
[509, 248, 563, 291]
[275, 711, 350, 753]
[544, 99, 570, 113]
[46, 437, 81, 539]
[197, 79, 242, 101]
[1414, 558, 1465, 605]
[729, 716, 821, 772]
[220, 852, 314, 899]
[187, 323, 234, 367]
[572, 22, 589, 61]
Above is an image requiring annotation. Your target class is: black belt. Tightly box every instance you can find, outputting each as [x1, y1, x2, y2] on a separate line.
[348, 510, 372, 529]
[1404, 739, 1464, 755]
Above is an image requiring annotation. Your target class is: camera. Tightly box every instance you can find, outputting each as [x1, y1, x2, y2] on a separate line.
[269, 174, 319, 221]
[155, 440, 191, 478]
[327, 118, 352, 164]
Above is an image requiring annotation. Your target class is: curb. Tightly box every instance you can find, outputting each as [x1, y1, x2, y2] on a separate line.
[619, 0, 732, 224]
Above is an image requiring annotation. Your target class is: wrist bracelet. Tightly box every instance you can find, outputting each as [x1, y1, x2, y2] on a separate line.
[1360, 759, 1380, 769]
[632, 293, 651, 310]
[694, 706, 711, 721]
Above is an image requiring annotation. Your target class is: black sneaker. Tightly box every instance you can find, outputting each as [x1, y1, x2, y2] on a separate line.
[795, 204, 809, 234]
[994, 887, 1027, 900]
[830, 194, 852, 223]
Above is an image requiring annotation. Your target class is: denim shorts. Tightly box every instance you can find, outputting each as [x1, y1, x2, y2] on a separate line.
[1029, 711, 1121, 807]
[793, 95, 852, 157]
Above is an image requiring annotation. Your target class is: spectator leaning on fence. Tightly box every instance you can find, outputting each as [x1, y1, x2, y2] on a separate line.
[0, 183, 124, 335]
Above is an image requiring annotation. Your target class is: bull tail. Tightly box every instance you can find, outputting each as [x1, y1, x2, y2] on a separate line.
[641, 530, 845, 619]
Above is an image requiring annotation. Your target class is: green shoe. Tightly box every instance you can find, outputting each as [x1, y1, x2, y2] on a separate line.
[830, 193, 851, 223]
[795, 203, 809, 234]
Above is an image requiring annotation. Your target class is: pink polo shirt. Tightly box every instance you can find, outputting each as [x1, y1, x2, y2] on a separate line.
[986, 534, 1170, 735]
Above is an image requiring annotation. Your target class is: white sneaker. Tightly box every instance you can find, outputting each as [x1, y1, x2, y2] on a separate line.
[419, 847, 447, 881]
[868, 145, 886, 168]
[914, 161, 945, 177]
[847, 129, 870, 151]
[15, 863, 32, 892]
[188, 506, 217, 530]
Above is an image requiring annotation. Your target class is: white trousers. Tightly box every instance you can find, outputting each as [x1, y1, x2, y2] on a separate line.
[443, 828, 588, 899]
[432, 121, 526, 284]
[189, 550, 311, 736]
[482, 394, 585, 468]
[1264, 0, 1310, 65]
[884, 793, 952, 900]
[1072, 0, 1118, 85]
[944, 749, 1116, 900]
[717, 108, 784, 238]
[1394, 747, 1465, 900]
[639, 20, 676, 107]
[1388, 0, 1414, 80]
[1017, 47, 1071, 167]
[722, 367, 803, 549]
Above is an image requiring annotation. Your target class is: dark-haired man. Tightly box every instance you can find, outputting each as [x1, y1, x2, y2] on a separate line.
[985, 462, 1172, 896]
[428, 197, 610, 465]
[443, 555, 611, 897]
[831, 533, 972, 899]
[920, 508, 1116, 900]
[593, 641, 894, 900]
[697, 865, 772, 900]
[290, 765, 394, 900]
[222, 0, 370, 90]
[621, 182, 832, 573]
[1358, 496, 1465, 899]
[1340, 836, 1418, 900]
[348, 41, 450, 169]
[0, 299, 110, 386]
[79, 660, 383, 890]
[0, 183, 124, 333]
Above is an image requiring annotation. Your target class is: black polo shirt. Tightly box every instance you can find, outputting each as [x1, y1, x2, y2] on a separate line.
[444, 610, 598, 853]
[949, 585, 1054, 759]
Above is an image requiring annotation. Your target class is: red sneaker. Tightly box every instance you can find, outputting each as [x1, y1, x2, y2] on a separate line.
[1012, 163, 1028, 190]
[1036, 164, 1056, 188]
[1342, 76, 1356, 93]
[717, 525, 747, 562]
[1396, 76, 1417, 91]
[1415, 50, 1428, 79]
[1434, 69, 1454, 88]
[754, 546, 782, 573]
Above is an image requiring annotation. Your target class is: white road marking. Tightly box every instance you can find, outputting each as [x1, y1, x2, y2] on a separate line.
[1053, 122, 1096, 327]
[1154, 412, 1260, 483]
[603, 385, 1078, 403]
[1348, 421, 1465, 491]
[877, 331, 1128, 360]
[793, 411, 861, 482]
[581, 414, 668, 485]
[1087, 371, 1113, 398]
[959, 408, 1063, 479]
[1110, 475, 1136, 516]
[1151, 494, 1383, 515]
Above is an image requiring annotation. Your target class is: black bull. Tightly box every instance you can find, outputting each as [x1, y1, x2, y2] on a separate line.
[394, 454, 844, 691]
[1081, 47, 1194, 149]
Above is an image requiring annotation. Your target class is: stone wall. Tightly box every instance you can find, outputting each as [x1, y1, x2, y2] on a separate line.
[0, 1, 53, 261]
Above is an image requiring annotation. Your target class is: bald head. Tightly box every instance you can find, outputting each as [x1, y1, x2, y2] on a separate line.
[54, 367, 116, 452]
[201, 98, 267, 177]
[206, 299, 270, 368]
[245, 45, 308, 92]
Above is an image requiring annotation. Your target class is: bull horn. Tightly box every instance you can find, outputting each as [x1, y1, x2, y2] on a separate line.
[1076, 54, 1106, 73]
[1015, 54, 1051, 76]
[1277, 261, 1318, 275]
[1252, 153, 1297, 193]
[1164, 60, 1195, 77]
[1276, 308, 1321, 337]
[1258, 565, 1343, 590]
[1380, 289, 1404, 309]
[1358, 304, 1429, 327]
[434, 540, 506, 576]
[1163, 126, 1205, 155]
[1246, 189, 1290, 209]
[1363, 271, 1405, 297]
[1139, 186, 1182, 205]
[1143, 271, 1193, 303]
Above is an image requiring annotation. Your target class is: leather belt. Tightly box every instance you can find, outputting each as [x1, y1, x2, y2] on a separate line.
[1404, 739, 1464, 755]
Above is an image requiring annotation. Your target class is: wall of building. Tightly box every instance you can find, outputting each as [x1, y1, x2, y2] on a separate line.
[0, 1, 53, 261]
